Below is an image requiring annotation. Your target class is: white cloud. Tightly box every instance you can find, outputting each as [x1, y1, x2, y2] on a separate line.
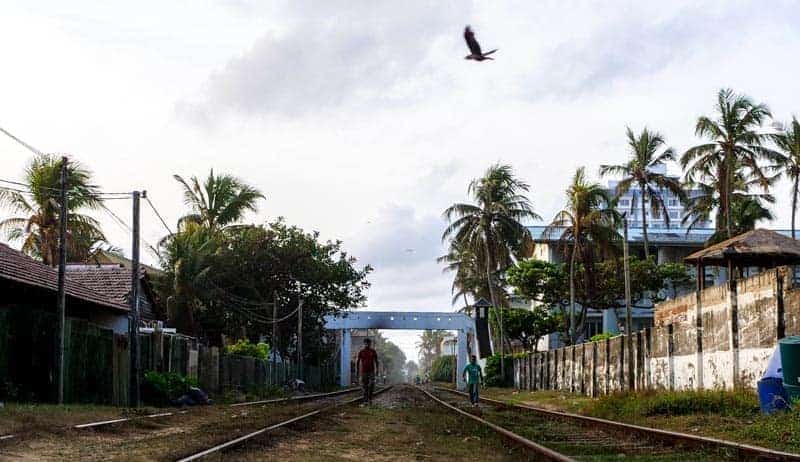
[4, 1, 800, 362]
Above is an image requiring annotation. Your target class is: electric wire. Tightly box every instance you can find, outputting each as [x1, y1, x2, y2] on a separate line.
[0, 125, 44, 156]
[144, 195, 174, 237]
[97, 202, 161, 258]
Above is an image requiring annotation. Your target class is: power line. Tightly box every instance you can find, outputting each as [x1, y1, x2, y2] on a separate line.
[144, 194, 174, 237]
[98, 202, 161, 258]
[0, 178, 132, 198]
[0, 125, 44, 156]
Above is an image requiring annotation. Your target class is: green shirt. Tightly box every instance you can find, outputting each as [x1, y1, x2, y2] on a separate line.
[463, 363, 483, 385]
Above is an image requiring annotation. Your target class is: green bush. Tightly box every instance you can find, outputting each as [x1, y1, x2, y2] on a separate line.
[590, 332, 615, 342]
[224, 339, 269, 360]
[430, 355, 456, 382]
[142, 371, 198, 406]
[484, 354, 514, 387]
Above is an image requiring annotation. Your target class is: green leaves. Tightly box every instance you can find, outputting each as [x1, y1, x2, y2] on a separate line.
[441, 164, 539, 309]
[488, 306, 561, 351]
[224, 339, 269, 360]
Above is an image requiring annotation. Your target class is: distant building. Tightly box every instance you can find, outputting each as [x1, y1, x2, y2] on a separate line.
[604, 164, 711, 232]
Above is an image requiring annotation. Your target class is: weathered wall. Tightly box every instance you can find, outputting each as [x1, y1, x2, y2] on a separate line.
[516, 267, 797, 394]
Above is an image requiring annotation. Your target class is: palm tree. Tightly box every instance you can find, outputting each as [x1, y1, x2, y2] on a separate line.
[600, 127, 686, 258]
[157, 222, 220, 336]
[770, 117, 800, 239]
[442, 164, 539, 309]
[0, 154, 106, 265]
[442, 164, 540, 371]
[416, 330, 452, 372]
[437, 240, 509, 308]
[683, 170, 775, 245]
[545, 167, 620, 344]
[681, 88, 775, 240]
[173, 169, 265, 231]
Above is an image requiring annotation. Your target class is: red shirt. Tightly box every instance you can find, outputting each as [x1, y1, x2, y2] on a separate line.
[358, 347, 378, 374]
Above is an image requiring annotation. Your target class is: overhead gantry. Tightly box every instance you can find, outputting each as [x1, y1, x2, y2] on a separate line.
[324, 311, 477, 390]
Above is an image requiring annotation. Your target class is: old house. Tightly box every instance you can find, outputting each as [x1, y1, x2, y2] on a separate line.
[0, 243, 130, 403]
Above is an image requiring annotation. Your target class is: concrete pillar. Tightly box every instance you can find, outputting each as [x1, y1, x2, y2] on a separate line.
[339, 329, 351, 388]
[457, 329, 468, 390]
[603, 309, 619, 334]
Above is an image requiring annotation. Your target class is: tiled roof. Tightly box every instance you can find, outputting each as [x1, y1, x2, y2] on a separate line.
[65, 264, 144, 307]
[0, 243, 128, 311]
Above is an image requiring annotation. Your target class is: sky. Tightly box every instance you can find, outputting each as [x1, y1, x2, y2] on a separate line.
[2, 1, 800, 362]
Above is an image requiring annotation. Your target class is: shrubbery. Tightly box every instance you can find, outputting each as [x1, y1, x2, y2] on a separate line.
[589, 332, 615, 342]
[224, 339, 269, 360]
[430, 355, 456, 382]
[142, 371, 198, 406]
[484, 353, 514, 387]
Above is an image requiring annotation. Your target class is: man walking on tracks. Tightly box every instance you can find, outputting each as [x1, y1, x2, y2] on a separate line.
[462, 355, 483, 406]
[356, 338, 379, 404]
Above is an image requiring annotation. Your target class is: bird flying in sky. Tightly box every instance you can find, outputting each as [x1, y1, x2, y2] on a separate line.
[463, 26, 497, 61]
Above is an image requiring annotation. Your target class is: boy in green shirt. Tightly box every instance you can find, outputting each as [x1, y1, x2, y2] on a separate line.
[462, 355, 483, 406]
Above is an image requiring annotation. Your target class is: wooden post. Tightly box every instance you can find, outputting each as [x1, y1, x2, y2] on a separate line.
[129, 191, 141, 407]
[56, 156, 68, 405]
[623, 216, 635, 391]
[296, 299, 304, 381]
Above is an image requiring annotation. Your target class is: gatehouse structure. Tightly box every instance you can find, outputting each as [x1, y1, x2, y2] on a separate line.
[324, 311, 478, 390]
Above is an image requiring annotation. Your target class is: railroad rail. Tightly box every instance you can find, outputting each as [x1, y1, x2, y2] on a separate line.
[416, 386, 573, 462]
[0, 387, 361, 443]
[230, 387, 360, 407]
[176, 386, 391, 461]
[435, 386, 800, 462]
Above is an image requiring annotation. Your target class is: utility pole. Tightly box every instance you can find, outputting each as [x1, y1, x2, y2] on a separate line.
[56, 156, 68, 405]
[499, 302, 505, 382]
[129, 191, 142, 407]
[271, 291, 278, 385]
[623, 215, 635, 391]
[296, 298, 304, 381]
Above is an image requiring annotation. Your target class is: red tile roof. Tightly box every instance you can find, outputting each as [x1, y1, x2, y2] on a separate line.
[0, 243, 129, 311]
[65, 264, 142, 308]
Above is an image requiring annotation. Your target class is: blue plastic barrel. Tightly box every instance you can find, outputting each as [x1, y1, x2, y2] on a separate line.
[757, 377, 790, 414]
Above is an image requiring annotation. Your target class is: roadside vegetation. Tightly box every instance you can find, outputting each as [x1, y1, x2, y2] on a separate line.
[474, 386, 800, 453]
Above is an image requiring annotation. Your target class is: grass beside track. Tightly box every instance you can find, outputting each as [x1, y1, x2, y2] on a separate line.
[226, 385, 528, 461]
[459, 384, 800, 454]
[432, 387, 725, 462]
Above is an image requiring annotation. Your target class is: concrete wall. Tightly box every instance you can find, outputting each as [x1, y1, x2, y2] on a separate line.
[515, 267, 798, 394]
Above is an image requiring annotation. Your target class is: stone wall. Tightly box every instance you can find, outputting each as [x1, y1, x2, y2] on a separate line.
[514, 267, 797, 394]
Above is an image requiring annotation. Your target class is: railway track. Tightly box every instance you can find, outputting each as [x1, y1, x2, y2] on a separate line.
[432, 386, 800, 462]
[176, 386, 391, 461]
[0, 387, 361, 443]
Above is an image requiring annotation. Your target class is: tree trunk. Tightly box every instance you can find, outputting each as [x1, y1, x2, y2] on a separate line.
[793, 176, 798, 240]
[640, 184, 649, 259]
[724, 154, 732, 239]
[483, 231, 504, 378]
[569, 243, 577, 345]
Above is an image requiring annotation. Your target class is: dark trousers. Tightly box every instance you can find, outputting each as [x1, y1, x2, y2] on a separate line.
[361, 372, 375, 402]
[468, 383, 480, 404]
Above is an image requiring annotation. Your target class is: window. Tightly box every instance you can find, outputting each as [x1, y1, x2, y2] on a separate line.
[669, 211, 679, 219]
[619, 199, 630, 207]
[669, 199, 678, 207]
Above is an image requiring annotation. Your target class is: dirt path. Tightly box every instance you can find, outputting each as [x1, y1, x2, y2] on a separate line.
[225, 385, 529, 461]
